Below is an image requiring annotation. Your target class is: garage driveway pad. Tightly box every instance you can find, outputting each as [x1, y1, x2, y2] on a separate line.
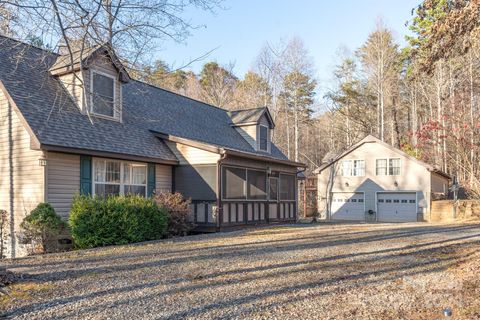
[3, 222, 480, 319]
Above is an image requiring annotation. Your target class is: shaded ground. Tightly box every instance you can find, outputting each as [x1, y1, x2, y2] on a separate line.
[1, 222, 480, 319]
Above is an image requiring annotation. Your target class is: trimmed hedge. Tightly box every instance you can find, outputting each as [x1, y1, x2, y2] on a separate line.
[69, 195, 168, 249]
[19, 203, 66, 254]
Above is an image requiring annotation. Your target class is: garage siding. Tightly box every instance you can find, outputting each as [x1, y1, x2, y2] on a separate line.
[317, 137, 431, 221]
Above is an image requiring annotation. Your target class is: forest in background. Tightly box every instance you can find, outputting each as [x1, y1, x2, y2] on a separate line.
[133, 1, 480, 197]
[1, 0, 479, 197]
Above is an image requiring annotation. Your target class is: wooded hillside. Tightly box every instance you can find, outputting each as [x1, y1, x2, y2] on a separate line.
[134, 1, 480, 197]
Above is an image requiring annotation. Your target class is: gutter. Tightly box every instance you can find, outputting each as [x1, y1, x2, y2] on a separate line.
[39, 144, 179, 165]
[151, 130, 306, 168]
[297, 166, 307, 180]
[216, 152, 227, 231]
[222, 149, 306, 168]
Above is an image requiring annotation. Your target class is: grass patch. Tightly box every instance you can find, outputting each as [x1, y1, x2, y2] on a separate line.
[0, 281, 56, 309]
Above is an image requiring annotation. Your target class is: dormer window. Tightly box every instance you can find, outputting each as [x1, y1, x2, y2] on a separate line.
[50, 44, 130, 120]
[259, 125, 269, 152]
[91, 71, 117, 118]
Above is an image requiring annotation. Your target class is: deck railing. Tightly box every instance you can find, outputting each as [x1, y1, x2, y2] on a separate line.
[188, 200, 297, 230]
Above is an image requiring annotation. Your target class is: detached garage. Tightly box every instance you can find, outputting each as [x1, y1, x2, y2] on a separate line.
[330, 192, 365, 221]
[377, 192, 418, 222]
[314, 135, 451, 223]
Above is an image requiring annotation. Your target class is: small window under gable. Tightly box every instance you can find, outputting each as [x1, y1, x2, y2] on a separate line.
[91, 71, 116, 118]
[259, 125, 269, 151]
[229, 107, 275, 154]
[49, 43, 130, 122]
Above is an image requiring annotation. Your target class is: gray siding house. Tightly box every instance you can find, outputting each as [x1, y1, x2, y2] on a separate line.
[314, 135, 450, 223]
[0, 37, 304, 258]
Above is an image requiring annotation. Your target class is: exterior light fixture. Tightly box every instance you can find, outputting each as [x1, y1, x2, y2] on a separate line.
[345, 182, 349, 187]
[394, 181, 398, 187]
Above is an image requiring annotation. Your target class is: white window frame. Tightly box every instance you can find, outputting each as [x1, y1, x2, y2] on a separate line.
[375, 158, 401, 176]
[90, 70, 118, 120]
[92, 158, 147, 197]
[341, 159, 365, 177]
[258, 124, 270, 152]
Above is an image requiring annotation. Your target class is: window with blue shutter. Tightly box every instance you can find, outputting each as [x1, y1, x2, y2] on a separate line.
[80, 156, 92, 195]
[147, 163, 156, 197]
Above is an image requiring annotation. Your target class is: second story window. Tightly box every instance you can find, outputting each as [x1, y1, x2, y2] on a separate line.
[376, 159, 388, 175]
[389, 158, 401, 175]
[259, 125, 269, 151]
[341, 160, 364, 177]
[376, 158, 401, 176]
[91, 71, 116, 118]
[353, 160, 365, 176]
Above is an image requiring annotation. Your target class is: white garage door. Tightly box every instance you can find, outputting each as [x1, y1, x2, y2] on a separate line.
[330, 192, 365, 221]
[377, 192, 417, 222]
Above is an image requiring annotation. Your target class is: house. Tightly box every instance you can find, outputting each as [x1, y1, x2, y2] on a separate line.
[314, 135, 450, 222]
[0, 36, 304, 258]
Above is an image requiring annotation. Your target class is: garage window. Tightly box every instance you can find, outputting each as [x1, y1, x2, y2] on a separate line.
[378, 199, 384, 203]
[389, 158, 401, 175]
[342, 160, 365, 176]
[358, 199, 364, 203]
[376, 158, 401, 176]
[401, 199, 408, 203]
[386, 199, 392, 203]
[353, 160, 365, 176]
[409, 199, 416, 203]
[341, 160, 352, 176]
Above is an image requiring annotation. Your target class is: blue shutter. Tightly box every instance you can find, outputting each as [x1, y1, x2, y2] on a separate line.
[147, 163, 156, 197]
[80, 156, 92, 195]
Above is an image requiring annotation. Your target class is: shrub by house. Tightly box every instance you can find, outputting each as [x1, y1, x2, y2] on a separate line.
[69, 195, 168, 249]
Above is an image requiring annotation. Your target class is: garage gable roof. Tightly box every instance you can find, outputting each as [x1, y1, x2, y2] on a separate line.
[314, 135, 451, 179]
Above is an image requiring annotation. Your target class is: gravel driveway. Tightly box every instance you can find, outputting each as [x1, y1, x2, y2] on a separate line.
[2, 222, 480, 320]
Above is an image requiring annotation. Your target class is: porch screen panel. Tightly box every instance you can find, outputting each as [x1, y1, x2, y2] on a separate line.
[247, 170, 267, 199]
[269, 177, 278, 201]
[280, 174, 295, 200]
[223, 167, 246, 199]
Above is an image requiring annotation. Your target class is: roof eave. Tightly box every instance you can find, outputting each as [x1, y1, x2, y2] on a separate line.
[150, 130, 304, 167]
[150, 131, 222, 154]
[40, 144, 179, 165]
[222, 148, 306, 168]
[429, 168, 452, 180]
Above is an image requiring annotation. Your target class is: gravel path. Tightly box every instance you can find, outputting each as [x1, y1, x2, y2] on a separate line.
[2, 222, 480, 320]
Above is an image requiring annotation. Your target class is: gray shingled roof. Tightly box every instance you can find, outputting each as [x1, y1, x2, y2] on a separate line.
[49, 45, 99, 72]
[49, 44, 130, 82]
[0, 36, 291, 163]
[229, 107, 265, 124]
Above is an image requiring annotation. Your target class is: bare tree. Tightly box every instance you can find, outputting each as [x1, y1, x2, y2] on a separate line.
[357, 19, 399, 142]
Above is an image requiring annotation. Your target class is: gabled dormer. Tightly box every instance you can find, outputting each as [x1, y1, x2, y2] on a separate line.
[229, 107, 275, 153]
[49, 44, 130, 121]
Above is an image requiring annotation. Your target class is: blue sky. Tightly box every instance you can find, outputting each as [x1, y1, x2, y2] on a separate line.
[159, 0, 420, 81]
